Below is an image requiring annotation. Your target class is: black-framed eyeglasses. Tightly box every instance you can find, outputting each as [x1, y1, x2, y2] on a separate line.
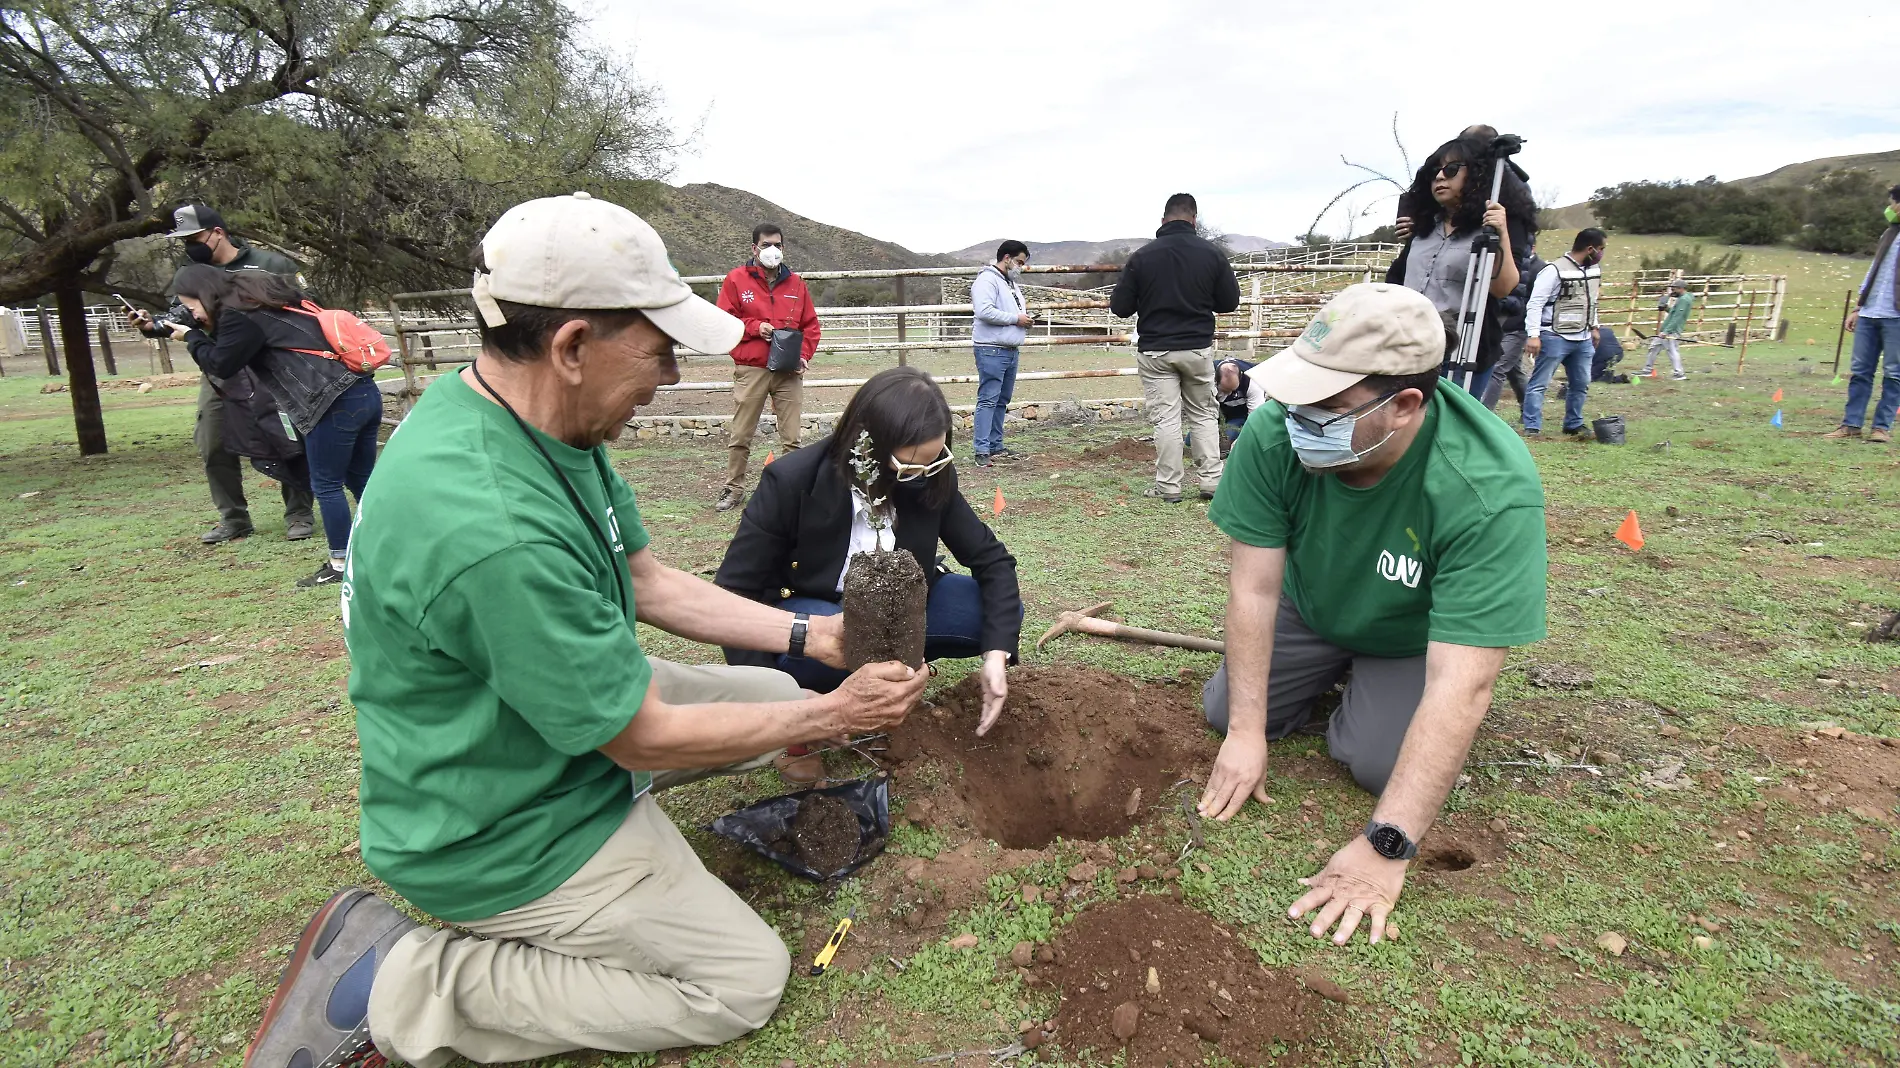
[1287, 391, 1398, 435]
[891, 446, 954, 482]
[1434, 160, 1466, 180]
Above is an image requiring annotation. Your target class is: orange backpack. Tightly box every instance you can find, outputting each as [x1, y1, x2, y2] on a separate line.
[282, 300, 393, 373]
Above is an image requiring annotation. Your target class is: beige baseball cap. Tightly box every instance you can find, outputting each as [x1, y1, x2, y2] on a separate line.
[472, 192, 742, 356]
[1250, 282, 1444, 405]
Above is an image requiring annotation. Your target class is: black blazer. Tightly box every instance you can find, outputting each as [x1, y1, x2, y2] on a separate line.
[715, 437, 1023, 667]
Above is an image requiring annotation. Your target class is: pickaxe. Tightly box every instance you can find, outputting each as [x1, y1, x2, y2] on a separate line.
[1035, 601, 1226, 654]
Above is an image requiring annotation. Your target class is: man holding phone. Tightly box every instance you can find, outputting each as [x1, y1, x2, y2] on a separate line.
[127, 203, 315, 543]
[713, 223, 820, 512]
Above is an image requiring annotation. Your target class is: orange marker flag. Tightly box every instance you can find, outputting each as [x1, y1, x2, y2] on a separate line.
[1770, 388, 1783, 402]
[1613, 510, 1644, 552]
[763, 451, 775, 466]
[993, 486, 1006, 515]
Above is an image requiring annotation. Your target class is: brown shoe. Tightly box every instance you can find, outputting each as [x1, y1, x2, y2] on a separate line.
[774, 750, 826, 787]
[1821, 425, 1863, 440]
[1869, 428, 1892, 444]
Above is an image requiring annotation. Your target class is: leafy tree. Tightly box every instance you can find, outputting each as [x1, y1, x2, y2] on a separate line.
[1636, 244, 1744, 277]
[0, 0, 676, 453]
[1794, 168, 1890, 255]
[1591, 178, 1719, 233]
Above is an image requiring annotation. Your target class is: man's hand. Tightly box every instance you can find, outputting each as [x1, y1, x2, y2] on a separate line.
[1288, 835, 1408, 945]
[1198, 732, 1270, 821]
[804, 612, 844, 669]
[125, 308, 153, 332]
[1591, 327, 1601, 345]
[1394, 216, 1413, 240]
[1847, 310, 1859, 333]
[1482, 200, 1508, 232]
[1015, 314, 1033, 327]
[165, 320, 192, 341]
[976, 650, 1008, 735]
[1524, 334, 1542, 357]
[826, 661, 928, 735]
[757, 321, 774, 339]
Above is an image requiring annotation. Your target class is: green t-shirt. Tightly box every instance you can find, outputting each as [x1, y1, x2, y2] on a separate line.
[1208, 385, 1548, 657]
[343, 372, 654, 922]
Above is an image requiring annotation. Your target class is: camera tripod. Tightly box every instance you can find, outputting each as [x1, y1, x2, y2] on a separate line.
[1444, 134, 1526, 392]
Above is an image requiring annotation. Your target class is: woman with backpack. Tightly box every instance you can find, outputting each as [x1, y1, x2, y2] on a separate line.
[166, 264, 386, 587]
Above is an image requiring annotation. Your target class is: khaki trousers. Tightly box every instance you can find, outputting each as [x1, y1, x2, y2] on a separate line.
[367, 659, 802, 1067]
[1137, 348, 1223, 495]
[725, 365, 803, 492]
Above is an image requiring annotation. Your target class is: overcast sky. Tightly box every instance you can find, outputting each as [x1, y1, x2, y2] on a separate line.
[591, 1, 1896, 254]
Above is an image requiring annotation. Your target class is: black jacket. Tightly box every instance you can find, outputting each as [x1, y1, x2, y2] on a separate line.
[1109, 220, 1241, 351]
[185, 306, 368, 435]
[715, 438, 1023, 665]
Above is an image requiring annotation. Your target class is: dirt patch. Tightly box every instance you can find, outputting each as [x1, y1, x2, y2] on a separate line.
[1079, 437, 1155, 465]
[1416, 839, 1479, 872]
[886, 667, 1217, 848]
[1731, 726, 1900, 826]
[842, 549, 926, 669]
[788, 794, 861, 876]
[1039, 894, 1337, 1065]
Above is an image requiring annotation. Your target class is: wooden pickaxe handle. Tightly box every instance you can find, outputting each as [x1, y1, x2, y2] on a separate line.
[1065, 615, 1227, 654]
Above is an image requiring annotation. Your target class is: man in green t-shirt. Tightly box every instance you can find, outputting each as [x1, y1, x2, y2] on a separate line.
[1197, 283, 1547, 948]
[240, 194, 928, 1068]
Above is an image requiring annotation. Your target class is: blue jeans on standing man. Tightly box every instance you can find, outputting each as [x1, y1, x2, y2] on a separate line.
[772, 573, 994, 693]
[972, 345, 1019, 457]
[303, 375, 383, 557]
[1522, 332, 1595, 434]
[1842, 315, 1900, 432]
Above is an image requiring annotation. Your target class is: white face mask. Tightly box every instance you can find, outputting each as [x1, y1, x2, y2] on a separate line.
[757, 245, 784, 269]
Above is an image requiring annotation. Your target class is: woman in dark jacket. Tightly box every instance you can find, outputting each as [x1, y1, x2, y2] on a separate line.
[166, 264, 383, 587]
[716, 366, 1023, 735]
[1386, 133, 1537, 388]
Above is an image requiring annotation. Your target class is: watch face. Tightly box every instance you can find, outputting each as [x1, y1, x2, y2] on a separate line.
[1369, 825, 1406, 858]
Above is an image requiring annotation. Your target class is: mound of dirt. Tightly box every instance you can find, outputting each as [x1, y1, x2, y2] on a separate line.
[885, 666, 1217, 848]
[1079, 437, 1156, 465]
[1039, 895, 1336, 1064]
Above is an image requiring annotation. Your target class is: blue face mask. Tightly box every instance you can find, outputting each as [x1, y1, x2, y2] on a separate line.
[1284, 393, 1398, 469]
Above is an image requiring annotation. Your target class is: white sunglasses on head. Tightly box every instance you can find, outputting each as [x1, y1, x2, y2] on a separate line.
[891, 447, 954, 482]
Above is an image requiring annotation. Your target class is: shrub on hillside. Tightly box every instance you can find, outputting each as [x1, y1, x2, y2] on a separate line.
[1794, 169, 1890, 255]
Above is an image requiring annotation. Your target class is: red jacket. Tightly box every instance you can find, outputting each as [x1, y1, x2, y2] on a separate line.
[716, 262, 821, 369]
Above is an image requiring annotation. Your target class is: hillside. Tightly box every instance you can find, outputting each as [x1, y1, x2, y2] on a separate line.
[1541, 146, 1900, 232]
[945, 234, 1285, 263]
[638, 182, 960, 276]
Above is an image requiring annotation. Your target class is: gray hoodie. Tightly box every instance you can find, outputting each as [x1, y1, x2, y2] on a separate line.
[971, 265, 1027, 348]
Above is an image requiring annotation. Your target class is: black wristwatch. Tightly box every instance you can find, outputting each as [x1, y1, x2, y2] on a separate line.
[1363, 821, 1418, 861]
[788, 612, 810, 659]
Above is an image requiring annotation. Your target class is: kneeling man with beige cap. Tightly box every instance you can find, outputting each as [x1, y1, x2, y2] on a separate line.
[239, 193, 927, 1068]
[1196, 282, 1548, 946]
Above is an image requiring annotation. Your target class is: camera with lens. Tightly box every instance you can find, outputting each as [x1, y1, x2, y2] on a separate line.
[135, 301, 198, 338]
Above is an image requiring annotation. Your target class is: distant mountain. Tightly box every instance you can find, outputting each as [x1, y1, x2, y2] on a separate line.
[637, 182, 961, 277]
[944, 234, 1286, 264]
[1541, 147, 1900, 231]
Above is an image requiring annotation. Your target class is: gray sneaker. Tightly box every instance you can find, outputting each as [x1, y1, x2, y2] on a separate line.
[1142, 486, 1183, 504]
[202, 521, 254, 544]
[286, 517, 316, 541]
[242, 889, 420, 1068]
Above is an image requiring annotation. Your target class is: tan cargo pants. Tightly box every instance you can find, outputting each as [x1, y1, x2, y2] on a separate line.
[1137, 347, 1223, 495]
[367, 659, 802, 1067]
[725, 365, 803, 493]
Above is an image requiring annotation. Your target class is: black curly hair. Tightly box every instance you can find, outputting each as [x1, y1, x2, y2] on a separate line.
[1401, 135, 1537, 237]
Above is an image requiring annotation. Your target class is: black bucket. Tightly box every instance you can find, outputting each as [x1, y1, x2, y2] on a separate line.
[708, 772, 891, 881]
[1592, 415, 1626, 445]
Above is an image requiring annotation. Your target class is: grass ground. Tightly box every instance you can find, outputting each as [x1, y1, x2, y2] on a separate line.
[1, 316, 1897, 1066]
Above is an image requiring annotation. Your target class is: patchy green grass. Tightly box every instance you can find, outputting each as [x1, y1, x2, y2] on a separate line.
[1, 328, 1896, 1068]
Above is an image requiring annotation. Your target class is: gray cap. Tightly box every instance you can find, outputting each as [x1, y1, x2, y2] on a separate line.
[166, 203, 226, 239]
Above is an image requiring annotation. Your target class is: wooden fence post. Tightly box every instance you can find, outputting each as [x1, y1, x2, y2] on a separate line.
[1249, 276, 1262, 355]
[36, 304, 60, 375]
[1736, 290, 1757, 373]
[97, 322, 117, 375]
[156, 337, 175, 374]
[895, 274, 908, 368]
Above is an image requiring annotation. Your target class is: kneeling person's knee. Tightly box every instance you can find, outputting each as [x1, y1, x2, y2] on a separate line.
[1201, 663, 1230, 735]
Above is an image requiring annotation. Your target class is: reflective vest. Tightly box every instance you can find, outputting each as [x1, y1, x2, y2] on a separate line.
[1548, 255, 1600, 335]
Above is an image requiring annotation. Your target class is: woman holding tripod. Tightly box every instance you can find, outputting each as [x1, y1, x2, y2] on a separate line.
[1386, 133, 1538, 389]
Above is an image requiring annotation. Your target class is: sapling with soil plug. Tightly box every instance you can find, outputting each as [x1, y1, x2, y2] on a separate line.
[841, 431, 927, 669]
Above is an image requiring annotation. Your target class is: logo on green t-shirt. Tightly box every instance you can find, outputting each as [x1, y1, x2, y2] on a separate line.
[1377, 548, 1423, 588]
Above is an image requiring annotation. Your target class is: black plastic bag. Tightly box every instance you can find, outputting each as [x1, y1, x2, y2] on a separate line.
[708, 772, 890, 882]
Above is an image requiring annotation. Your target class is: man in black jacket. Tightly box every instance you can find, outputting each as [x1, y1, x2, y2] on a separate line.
[1110, 194, 1240, 502]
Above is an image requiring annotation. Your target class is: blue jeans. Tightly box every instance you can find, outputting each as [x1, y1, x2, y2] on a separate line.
[303, 376, 382, 555]
[972, 346, 1019, 456]
[1843, 315, 1900, 431]
[773, 573, 990, 693]
[1522, 332, 1595, 433]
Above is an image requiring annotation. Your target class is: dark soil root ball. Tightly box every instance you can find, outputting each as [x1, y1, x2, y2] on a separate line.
[790, 794, 862, 876]
[842, 549, 926, 669]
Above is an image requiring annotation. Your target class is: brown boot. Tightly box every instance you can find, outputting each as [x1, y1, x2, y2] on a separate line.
[774, 749, 826, 787]
[1869, 428, 1892, 444]
[1821, 425, 1863, 440]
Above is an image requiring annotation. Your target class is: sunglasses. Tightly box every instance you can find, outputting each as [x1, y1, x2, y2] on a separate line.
[891, 447, 954, 482]
[1287, 391, 1398, 436]
[1434, 161, 1467, 180]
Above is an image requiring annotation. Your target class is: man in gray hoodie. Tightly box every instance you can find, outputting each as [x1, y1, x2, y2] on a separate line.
[971, 240, 1032, 466]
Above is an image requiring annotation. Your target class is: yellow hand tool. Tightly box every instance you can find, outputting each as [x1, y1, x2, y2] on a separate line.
[809, 908, 857, 977]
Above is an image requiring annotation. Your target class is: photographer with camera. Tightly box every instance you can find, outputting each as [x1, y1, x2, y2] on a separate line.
[1386, 135, 1536, 391]
[127, 204, 315, 544]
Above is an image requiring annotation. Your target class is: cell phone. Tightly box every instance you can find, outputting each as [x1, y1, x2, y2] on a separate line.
[113, 293, 136, 311]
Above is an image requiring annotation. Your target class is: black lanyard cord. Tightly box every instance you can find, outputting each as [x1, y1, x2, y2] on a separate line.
[469, 361, 631, 613]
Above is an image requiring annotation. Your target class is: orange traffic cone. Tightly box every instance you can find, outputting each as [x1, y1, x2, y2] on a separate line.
[1613, 510, 1644, 552]
[993, 486, 1006, 516]
[764, 451, 775, 466]
[1770, 388, 1783, 402]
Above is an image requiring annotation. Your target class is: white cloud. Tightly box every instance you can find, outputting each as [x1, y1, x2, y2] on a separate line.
[590, 0, 1897, 252]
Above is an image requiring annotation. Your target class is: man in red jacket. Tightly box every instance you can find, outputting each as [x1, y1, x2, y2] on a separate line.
[715, 223, 821, 511]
